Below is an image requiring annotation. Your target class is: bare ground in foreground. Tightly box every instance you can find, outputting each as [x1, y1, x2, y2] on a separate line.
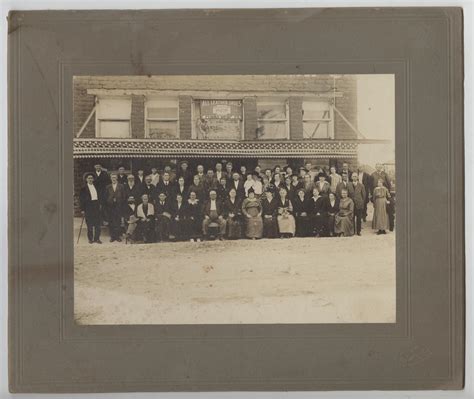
[74, 217, 396, 324]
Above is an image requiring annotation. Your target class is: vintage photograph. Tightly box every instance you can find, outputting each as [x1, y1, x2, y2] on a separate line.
[73, 74, 396, 324]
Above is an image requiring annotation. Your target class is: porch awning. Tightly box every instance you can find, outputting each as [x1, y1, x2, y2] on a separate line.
[72, 138, 370, 159]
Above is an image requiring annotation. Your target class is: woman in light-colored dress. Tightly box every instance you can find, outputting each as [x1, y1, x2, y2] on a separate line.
[277, 187, 296, 238]
[334, 188, 354, 237]
[241, 188, 263, 239]
[372, 178, 391, 234]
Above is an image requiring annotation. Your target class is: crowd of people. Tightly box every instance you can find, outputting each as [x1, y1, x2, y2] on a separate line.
[78, 160, 396, 244]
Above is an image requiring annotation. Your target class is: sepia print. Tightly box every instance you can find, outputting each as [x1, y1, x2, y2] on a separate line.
[73, 74, 396, 325]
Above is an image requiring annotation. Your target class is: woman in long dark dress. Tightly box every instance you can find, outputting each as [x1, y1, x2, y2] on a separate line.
[171, 193, 188, 241]
[307, 187, 329, 237]
[185, 190, 202, 242]
[224, 188, 243, 239]
[261, 190, 279, 238]
[292, 188, 312, 237]
[372, 178, 391, 234]
[327, 192, 339, 237]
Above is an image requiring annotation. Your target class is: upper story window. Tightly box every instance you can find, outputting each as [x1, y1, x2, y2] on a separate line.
[302, 100, 334, 139]
[96, 97, 131, 138]
[145, 98, 179, 139]
[256, 98, 289, 140]
[193, 99, 243, 140]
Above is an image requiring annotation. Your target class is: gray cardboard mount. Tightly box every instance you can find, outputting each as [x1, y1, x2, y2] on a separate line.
[8, 8, 464, 392]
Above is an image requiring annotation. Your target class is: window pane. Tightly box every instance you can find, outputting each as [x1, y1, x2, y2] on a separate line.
[303, 101, 331, 120]
[303, 121, 329, 139]
[147, 107, 178, 119]
[257, 101, 286, 120]
[148, 121, 178, 139]
[97, 98, 131, 119]
[99, 121, 130, 138]
[257, 121, 287, 139]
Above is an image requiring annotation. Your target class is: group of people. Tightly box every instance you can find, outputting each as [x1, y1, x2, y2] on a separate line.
[78, 160, 395, 244]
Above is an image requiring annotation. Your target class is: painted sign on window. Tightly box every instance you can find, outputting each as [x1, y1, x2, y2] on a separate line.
[195, 100, 242, 140]
[200, 100, 242, 120]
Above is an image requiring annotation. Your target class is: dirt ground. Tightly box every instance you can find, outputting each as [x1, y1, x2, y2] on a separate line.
[74, 207, 396, 325]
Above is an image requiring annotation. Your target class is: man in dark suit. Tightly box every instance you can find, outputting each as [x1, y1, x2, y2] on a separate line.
[105, 173, 126, 242]
[135, 168, 146, 187]
[355, 168, 372, 221]
[154, 191, 173, 241]
[217, 177, 229, 201]
[225, 162, 234, 185]
[79, 173, 103, 244]
[215, 162, 227, 183]
[93, 163, 110, 199]
[335, 173, 354, 199]
[338, 162, 352, 181]
[117, 166, 128, 186]
[177, 161, 193, 186]
[124, 174, 142, 203]
[371, 163, 391, 193]
[202, 190, 227, 239]
[229, 172, 245, 200]
[156, 171, 175, 199]
[141, 175, 156, 203]
[203, 169, 219, 193]
[349, 172, 367, 235]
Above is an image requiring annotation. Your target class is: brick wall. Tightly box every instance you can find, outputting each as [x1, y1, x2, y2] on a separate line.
[243, 97, 257, 140]
[131, 95, 145, 138]
[334, 76, 358, 140]
[73, 85, 95, 138]
[73, 75, 358, 140]
[179, 96, 192, 139]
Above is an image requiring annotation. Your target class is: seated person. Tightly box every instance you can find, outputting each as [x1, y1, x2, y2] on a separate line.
[202, 190, 227, 240]
[135, 194, 155, 243]
[123, 195, 139, 243]
[154, 191, 173, 242]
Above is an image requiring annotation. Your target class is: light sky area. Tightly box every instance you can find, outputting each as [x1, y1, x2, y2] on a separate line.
[356, 74, 395, 167]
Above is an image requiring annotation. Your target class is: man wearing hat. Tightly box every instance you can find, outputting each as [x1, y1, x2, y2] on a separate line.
[79, 173, 103, 244]
[315, 172, 331, 196]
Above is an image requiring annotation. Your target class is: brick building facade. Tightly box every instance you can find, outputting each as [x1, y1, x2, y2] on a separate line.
[73, 75, 370, 211]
